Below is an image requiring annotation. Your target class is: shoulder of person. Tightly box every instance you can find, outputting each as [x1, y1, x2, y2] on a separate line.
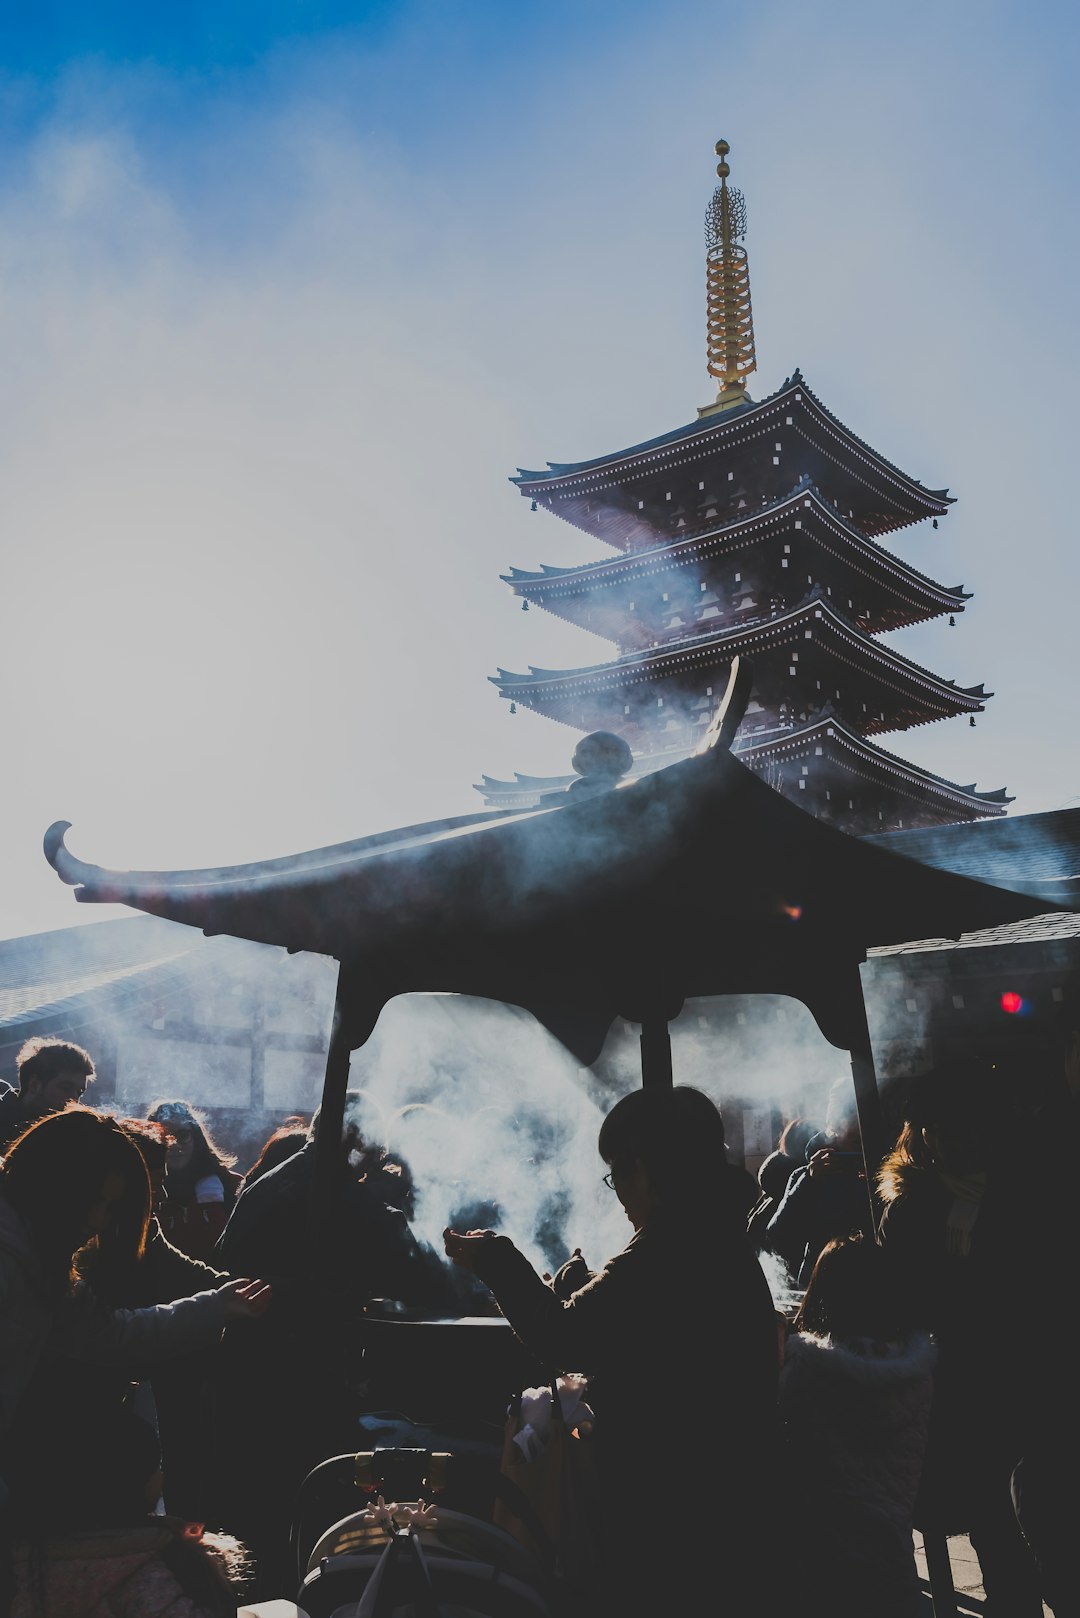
[0, 1086, 22, 1131]
[777, 1164, 812, 1201]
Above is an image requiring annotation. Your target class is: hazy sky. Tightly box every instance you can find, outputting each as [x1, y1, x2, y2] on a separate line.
[2, 0, 1077, 941]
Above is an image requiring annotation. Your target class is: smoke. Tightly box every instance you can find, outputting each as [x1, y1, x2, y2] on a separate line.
[344, 992, 629, 1274]
[341, 985, 877, 1281]
[6, 893, 1072, 1306]
[757, 1246, 798, 1310]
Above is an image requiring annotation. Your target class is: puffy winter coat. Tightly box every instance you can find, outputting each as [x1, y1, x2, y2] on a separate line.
[778, 1327, 935, 1618]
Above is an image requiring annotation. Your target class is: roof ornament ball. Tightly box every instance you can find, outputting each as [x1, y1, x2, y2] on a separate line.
[568, 731, 633, 796]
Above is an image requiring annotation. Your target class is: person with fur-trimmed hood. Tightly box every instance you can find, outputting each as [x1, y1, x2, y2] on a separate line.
[876, 1065, 1046, 1617]
[778, 1234, 934, 1618]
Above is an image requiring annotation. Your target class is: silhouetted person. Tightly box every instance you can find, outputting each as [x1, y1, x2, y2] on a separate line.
[0, 1037, 95, 1152]
[445, 1085, 780, 1618]
[217, 1094, 460, 1310]
[0, 1107, 269, 1604]
[240, 1117, 309, 1190]
[1008, 991, 1080, 1618]
[764, 1078, 871, 1285]
[211, 1091, 470, 1599]
[747, 1117, 820, 1252]
[75, 1118, 231, 1523]
[877, 1064, 1045, 1617]
[778, 1234, 934, 1618]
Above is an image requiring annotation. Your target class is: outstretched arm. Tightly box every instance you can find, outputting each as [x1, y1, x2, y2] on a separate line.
[51, 1277, 271, 1367]
[444, 1228, 629, 1372]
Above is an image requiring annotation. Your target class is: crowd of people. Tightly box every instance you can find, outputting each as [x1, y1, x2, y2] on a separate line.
[0, 1014, 1076, 1617]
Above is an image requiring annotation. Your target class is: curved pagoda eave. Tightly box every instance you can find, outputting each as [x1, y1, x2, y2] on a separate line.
[475, 720, 1010, 825]
[736, 718, 1013, 820]
[490, 596, 989, 735]
[503, 483, 969, 641]
[474, 743, 689, 803]
[512, 371, 953, 549]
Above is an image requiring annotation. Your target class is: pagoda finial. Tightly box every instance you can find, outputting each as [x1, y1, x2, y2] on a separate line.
[698, 138, 757, 417]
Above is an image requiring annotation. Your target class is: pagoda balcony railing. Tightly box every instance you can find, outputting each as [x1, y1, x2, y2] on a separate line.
[637, 497, 781, 550]
[641, 605, 779, 656]
[732, 719, 802, 749]
[633, 713, 796, 762]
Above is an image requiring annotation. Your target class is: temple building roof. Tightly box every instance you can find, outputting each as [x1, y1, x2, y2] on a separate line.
[512, 372, 953, 548]
[866, 808, 1080, 957]
[0, 916, 210, 1058]
[866, 807, 1080, 886]
[492, 593, 988, 734]
[503, 480, 969, 638]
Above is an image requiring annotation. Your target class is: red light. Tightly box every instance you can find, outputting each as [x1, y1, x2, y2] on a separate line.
[1001, 992, 1023, 1015]
[782, 904, 802, 921]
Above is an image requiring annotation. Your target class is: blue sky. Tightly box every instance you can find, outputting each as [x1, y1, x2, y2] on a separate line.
[1, 0, 1078, 938]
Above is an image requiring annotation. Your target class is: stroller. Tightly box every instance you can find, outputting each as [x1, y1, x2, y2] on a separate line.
[287, 1433, 560, 1618]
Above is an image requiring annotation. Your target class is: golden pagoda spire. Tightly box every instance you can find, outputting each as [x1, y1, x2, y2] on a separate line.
[698, 138, 757, 417]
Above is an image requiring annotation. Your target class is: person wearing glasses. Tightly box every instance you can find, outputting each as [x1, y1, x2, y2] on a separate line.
[445, 1085, 780, 1618]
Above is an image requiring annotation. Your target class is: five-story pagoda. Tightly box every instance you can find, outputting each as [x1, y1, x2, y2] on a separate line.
[477, 141, 1010, 833]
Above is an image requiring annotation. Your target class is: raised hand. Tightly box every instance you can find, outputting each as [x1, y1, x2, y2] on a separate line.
[219, 1277, 273, 1320]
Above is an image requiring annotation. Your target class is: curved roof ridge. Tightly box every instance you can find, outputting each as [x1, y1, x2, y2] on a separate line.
[793, 373, 953, 505]
[511, 374, 802, 484]
[510, 371, 953, 513]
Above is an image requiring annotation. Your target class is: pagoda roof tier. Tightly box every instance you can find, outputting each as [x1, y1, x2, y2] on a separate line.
[491, 593, 988, 736]
[475, 720, 1009, 825]
[475, 745, 687, 808]
[503, 480, 969, 641]
[737, 717, 1012, 821]
[512, 371, 953, 549]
